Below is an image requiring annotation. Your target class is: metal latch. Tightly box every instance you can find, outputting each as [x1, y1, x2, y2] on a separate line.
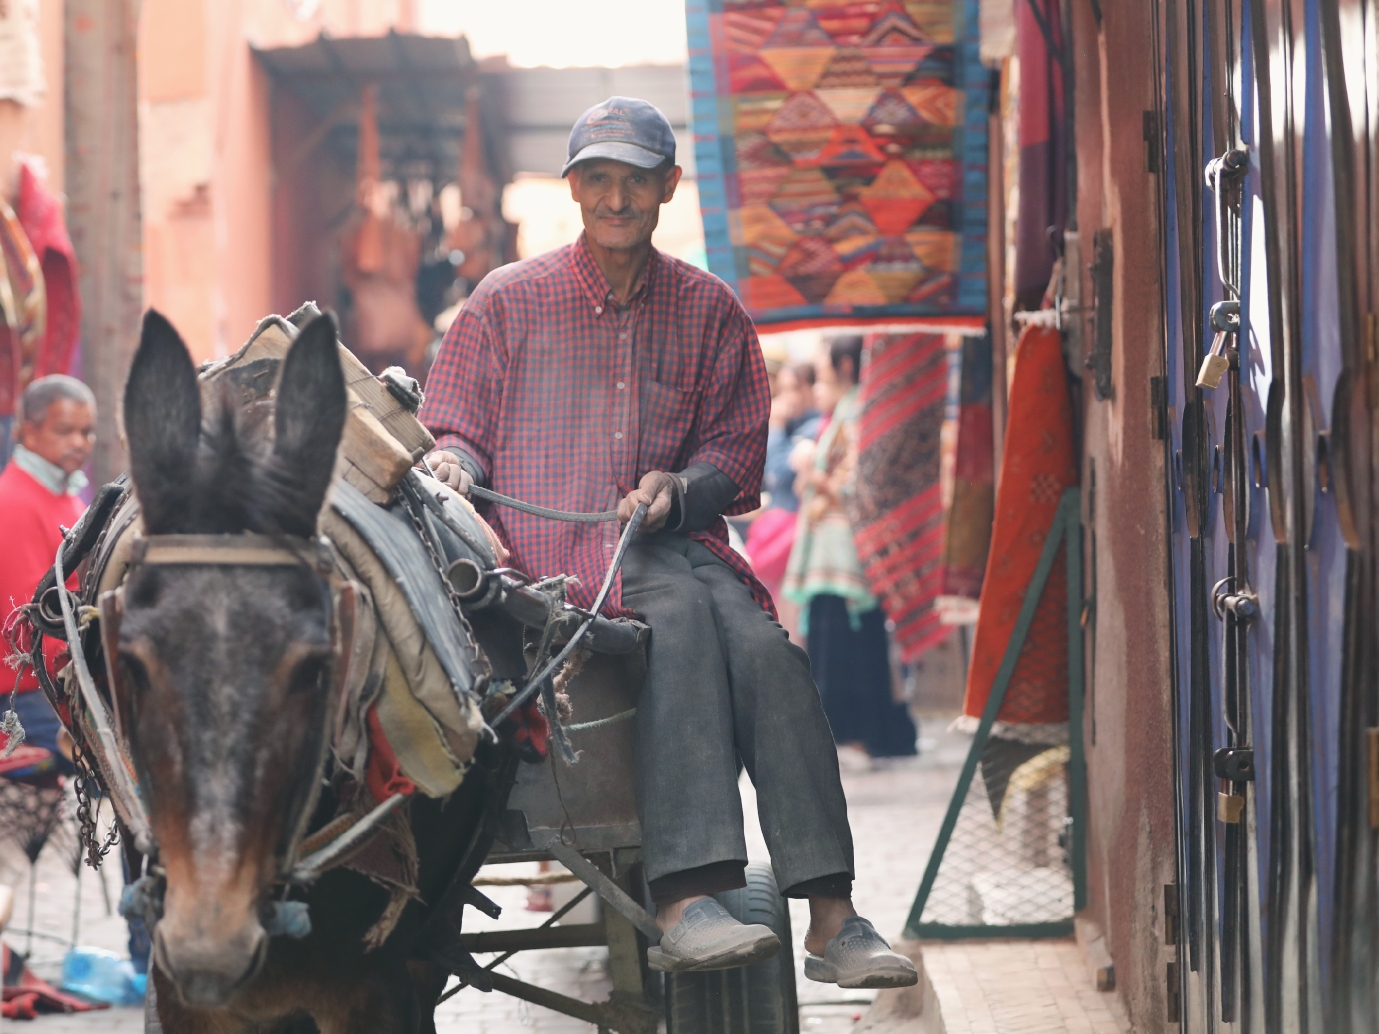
[1214, 747, 1256, 782]
[1212, 576, 1258, 623]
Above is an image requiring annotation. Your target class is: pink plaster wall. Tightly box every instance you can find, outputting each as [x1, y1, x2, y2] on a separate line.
[1072, 1, 1178, 1029]
[138, 0, 413, 361]
[0, 0, 66, 196]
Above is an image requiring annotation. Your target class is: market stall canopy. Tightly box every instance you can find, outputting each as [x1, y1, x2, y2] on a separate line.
[497, 65, 693, 177]
[253, 31, 511, 185]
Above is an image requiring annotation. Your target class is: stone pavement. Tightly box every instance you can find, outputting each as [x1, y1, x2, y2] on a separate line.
[914, 940, 1130, 1034]
[0, 718, 1131, 1033]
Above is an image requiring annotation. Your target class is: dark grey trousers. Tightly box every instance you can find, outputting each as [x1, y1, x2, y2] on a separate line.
[621, 532, 855, 894]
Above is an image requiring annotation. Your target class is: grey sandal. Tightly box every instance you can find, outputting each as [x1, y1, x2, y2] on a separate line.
[804, 916, 919, 989]
[646, 898, 781, 973]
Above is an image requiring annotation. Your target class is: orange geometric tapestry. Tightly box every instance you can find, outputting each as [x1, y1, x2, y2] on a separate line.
[959, 324, 1077, 742]
[685, 0, 989, 330]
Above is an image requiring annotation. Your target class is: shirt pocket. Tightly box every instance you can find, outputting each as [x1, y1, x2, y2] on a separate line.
[640, 378, 701, 459]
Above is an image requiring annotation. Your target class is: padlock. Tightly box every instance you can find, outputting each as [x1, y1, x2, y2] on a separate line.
[1217, 791, 1245, 823]
[1197, 329, 1231, 389]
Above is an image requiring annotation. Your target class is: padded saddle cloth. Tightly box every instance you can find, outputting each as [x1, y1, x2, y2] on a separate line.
[82, 307, 494, 800]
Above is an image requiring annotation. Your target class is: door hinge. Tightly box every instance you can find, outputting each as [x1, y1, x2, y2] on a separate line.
[1368, 728, 1379, 828]
[1088, 228, 1114, 401]
[1150, 376, 1167, 440]
[1163, 883, 1179, 945]
[1167, 961, 1181, 1022]
[1143, 111, 1161, 174]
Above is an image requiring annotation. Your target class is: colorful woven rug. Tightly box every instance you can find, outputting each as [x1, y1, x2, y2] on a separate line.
[848, 331, 949, 663]
[958, 323, 1076, 744]
[686, 0, 990, 331]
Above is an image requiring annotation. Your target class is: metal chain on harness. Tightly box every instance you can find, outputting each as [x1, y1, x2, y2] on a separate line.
[396, 477, 488, 669]
[72, 741, 121, 868]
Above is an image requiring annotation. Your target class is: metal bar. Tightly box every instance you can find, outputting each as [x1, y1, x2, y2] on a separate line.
[461, 923, 604, 954]
[485, 971, 622, 1028]
[484, 972, 659, 1033]
[903, 490, 1078, 938]
[544, 840, 662, 941]
[910, 921, 1075, 941]
[478, 575, 648, 655]
[1064, 490, 1088, 912]
[437, 885, 594, 1004]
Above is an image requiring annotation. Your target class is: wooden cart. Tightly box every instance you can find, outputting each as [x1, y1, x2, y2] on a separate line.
[450, 650, 800, 1034]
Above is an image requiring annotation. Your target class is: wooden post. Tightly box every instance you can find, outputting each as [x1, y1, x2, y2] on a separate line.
[65, 0, 143, 487]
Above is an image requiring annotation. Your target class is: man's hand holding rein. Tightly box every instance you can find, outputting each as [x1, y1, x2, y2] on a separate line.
[618, 470, 680, 532]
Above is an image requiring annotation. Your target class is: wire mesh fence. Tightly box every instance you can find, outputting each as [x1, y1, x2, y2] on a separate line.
[913, 739, 1074, 931]
[904, 489, 1086, 940]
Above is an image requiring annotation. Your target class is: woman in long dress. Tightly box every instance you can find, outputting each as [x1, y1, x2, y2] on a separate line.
[784, 337, 917, 763]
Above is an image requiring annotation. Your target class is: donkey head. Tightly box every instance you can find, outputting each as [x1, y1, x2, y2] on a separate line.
[117, 311, 347, 1006]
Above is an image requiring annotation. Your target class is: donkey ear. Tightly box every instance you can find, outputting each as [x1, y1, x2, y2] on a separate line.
[271, 313, 347, 523]
[125, 310, 202, 533]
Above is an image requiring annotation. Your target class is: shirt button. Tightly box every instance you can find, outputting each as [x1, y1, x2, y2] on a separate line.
[614, 431, 623, 440]
[619, 332, 628, 340]
[616, 381, 626, 390]
[595, 306, 603, 315]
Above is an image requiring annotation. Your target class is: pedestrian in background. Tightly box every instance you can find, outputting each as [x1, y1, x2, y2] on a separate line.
[0, 375, 94, 771]
[745, 361, 821, 634]
[784, 337, 918, 767]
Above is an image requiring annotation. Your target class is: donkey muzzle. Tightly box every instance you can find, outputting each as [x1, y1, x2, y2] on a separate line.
[155, 918, 268, 1008]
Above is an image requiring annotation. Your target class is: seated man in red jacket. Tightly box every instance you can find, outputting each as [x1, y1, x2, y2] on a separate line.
[0, 375, 95, 771]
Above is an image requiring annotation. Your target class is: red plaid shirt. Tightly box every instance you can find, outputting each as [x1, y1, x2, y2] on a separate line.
[420, 235, 774, 617]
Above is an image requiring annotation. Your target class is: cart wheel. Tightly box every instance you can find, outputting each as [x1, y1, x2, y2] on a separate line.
[664, 862, 800, 1034]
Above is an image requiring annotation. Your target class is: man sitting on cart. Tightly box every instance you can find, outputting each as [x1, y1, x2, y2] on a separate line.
[420, 97, 917, 988]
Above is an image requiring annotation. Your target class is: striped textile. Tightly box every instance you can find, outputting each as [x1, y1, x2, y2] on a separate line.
[848, 332, 949, 662]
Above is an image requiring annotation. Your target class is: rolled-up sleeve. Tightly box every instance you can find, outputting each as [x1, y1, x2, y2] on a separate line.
[418, 293, 505, 482]
[685, 305, 769, 515]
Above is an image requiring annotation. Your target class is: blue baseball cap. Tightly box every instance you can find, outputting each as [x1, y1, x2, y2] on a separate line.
[562, 96, 677, 177]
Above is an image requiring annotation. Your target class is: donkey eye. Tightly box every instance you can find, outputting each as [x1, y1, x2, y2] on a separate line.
[118, 653, 151, 694]
[287, 657, 329, 696]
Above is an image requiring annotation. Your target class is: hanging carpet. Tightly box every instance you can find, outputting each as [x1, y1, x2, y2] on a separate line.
[686, 0, 990, 331]
[958, 322, 1075, 745]
[847, 331, 949, 662]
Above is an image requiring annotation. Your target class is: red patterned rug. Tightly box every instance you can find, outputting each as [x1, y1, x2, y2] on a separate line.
[959, 323, 1077, 741]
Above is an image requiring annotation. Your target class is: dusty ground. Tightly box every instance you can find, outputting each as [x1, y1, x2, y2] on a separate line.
[0, 723, 964, 1033]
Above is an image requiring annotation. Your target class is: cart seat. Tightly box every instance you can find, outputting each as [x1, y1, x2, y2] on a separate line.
[488, 647, 647, 862]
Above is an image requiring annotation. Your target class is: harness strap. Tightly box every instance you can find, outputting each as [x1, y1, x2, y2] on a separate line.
[467, 484, 620, 524]
[53, 540, 156, 855]
[130, 534, 333, 571]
